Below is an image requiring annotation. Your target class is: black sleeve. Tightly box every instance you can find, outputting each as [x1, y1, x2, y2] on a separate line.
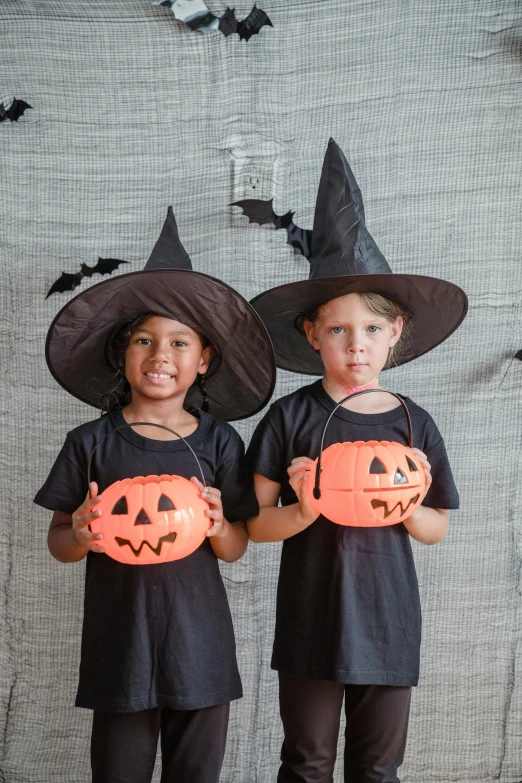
[214, 428, 259, 523]
[245, 404, 287, 485]
[33, 432, 89, 516]
[421, 422, 460, 510]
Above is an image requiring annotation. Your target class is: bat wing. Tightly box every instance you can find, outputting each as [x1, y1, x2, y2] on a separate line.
[238, 4, 273, 41]
[231, 198, 279, 226]
[46, 272, 84, 298]
[232, 199, 313, 258]
[88, 258, 129, 277]
[286, 224, 313, 260]
[218, 7, 239, 36]
[0, 98, 32, 123]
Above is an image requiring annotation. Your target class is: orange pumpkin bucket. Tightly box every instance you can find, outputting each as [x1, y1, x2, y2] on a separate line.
[88, 423, 211, 565]
[304, 390, 426, 527]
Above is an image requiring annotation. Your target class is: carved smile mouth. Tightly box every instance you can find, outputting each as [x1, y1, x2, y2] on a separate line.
[370, 494, 420, 519]
[114, 532, 177, 557]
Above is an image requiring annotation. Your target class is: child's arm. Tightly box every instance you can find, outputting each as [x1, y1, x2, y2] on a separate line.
[402, 507, 448, 545]
[247, 458, 319, 543]
[402, 448, 449, 545]
[191, 478, 248, 563]
[47, 482, 104, 562]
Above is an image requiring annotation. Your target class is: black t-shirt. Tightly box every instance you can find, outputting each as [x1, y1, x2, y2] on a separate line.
[246, 380, 459, 687]
[34, 409, 258, 712]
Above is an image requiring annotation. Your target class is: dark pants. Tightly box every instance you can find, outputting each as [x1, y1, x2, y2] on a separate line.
[278, 672, 411, 783]
[91, 703, 230, 783]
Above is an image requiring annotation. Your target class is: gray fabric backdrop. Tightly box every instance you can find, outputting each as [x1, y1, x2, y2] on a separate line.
[1, 0, 521, 780]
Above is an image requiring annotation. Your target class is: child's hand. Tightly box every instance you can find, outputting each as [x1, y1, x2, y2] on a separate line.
[71, 482, 105, 554]
[190, 477, 227, 538]
[287, 457, 320, 526]
[411, 448, 432, 501]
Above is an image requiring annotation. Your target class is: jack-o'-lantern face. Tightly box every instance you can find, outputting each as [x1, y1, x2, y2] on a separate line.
[305, 440, 426, 527]
[90, 474, 210, 564]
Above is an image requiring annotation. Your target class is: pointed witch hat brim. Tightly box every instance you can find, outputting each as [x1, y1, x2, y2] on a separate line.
[250, 140, 468, 374]
[45, 208, 276, 420]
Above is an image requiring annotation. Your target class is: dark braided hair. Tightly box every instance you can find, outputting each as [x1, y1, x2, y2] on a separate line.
[196, 373, 209, 412]
[101, 312, 213, 413]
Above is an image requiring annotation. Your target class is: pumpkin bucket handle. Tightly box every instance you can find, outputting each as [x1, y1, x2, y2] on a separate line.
[87, 422, 207, 490]
[313, 390, 414, 501]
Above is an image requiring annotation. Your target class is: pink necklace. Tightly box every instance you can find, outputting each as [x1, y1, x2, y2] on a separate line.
[341, 382, 377, 396]
[322, 378, 378, 397]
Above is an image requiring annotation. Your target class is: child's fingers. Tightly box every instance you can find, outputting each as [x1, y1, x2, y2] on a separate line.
[77, 492, 102, 517]
[289, 471, 314, 501]
[202, 487, 222, 506]
[289, 469, 311, 486]
[75, 524, 103, 540]
[289, 456, 315, 470]
[206, 518, 224, 537]
[75, 528, 104, 552]
[73, 509, 102, 529]
[288, 460, 315, 478]
[89, 481, 99, 499]
[205, 507, 223, 521]
[190, 476, 204, 491]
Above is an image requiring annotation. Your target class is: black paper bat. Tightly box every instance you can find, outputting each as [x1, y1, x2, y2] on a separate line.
[153, 1, 272, 40]
[0, 98, 32, 123]
[46, 258, 129, 298]
[515, 350, 522, 361]
[219, 5, 273, 40]
[231, 198, 313, 259]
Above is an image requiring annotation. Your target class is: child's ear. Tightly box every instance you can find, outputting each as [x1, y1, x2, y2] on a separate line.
[199, 344, 213, 374]
[389, 316, 404, 348]
[303, 320, 320, 350]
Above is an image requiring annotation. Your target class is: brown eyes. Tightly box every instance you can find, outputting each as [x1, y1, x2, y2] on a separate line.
[111, 494, 176, 515]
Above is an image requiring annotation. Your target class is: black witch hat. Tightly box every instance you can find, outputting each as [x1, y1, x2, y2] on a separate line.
[250, 139, 468, 374]
[45, 207, 276, 420]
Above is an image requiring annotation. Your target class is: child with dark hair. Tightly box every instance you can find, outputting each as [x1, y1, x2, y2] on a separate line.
[34, 208, 275, 783]
[101, 311, 213, 413]
[246, 141, 467, 783]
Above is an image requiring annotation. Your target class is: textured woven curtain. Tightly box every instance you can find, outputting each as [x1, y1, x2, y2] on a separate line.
[1, 1, 521, 780]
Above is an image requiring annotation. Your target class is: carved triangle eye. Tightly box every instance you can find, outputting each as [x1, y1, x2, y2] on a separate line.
[406, 456, 419, 472]
[394, 469, 408, 485]
[111, 496, 128, 515]
[369, 457, 387, 474]
[134, 509, 151, 525]
[158, 494, 175, 512]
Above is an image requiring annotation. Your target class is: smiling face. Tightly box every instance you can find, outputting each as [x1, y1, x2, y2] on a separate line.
[123, 316, 212, 405]
[303, 293, 403, 388]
